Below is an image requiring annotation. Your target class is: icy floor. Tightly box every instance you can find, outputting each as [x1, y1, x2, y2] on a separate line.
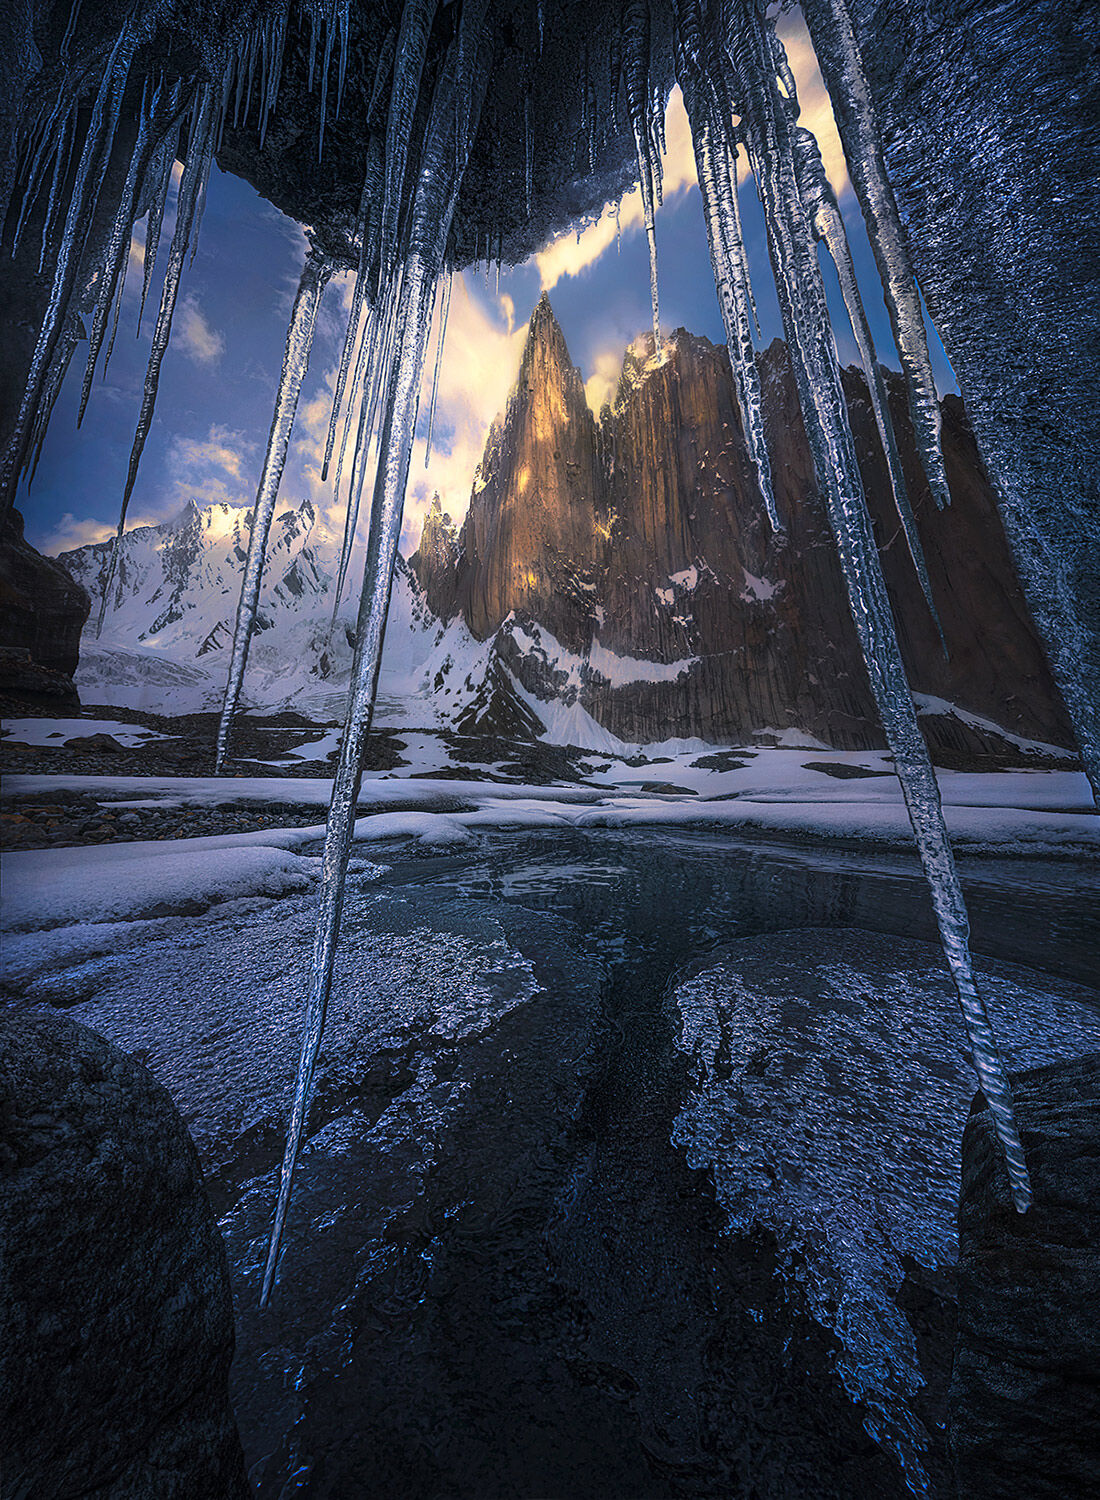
[3, 820, 1098, 1495]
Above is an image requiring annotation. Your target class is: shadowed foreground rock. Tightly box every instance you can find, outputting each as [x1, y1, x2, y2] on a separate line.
[949, 1054, 1100, 1498]
[0, 1012, 249, 1499]
[0, 507, 90, 703]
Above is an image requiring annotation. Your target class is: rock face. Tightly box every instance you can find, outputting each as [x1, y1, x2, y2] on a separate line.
[420, 298, 1072, 753]
[948, 1053, 1100, 1499]
[0, 506, 90, 701]
[0, 1011, 249, 1499]
[410, 493, 461, 623]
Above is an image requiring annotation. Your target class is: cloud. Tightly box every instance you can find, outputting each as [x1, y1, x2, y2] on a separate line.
[39, 513, 118, 554]
[584, 350, 625, 415]
[166, 423, 256, 511]
[175, 295, 225, 364]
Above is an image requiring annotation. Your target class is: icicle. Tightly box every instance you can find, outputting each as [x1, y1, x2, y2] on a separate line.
[335, 0, 351, 119]
[77, 84, 159, 427]
[694, 112, 780, 529]
[722, 0, 1031, 1210]
[798, 0, 952, 511]
[675, 0, 777, 527]
[33, 106, 78, 273]
[538, 0, 545, 54]
[259, 6, 289, 150]
[524, 93, 532, 218]
[378, 0, 439, 282]
[791, 125, 944, 645]
[215, 246, 332, 771]
[60, 0, 84, 59]
[317, 1, 335, 160]
[12, 93, 73, 258]
[622, 0, 662, 348]
[96, 82, 218, 636]
[321, 136, 385, 482]
[261, 0, 496, 1306]
[1, 25, 136, 517]
[136, 119, 180, 336]
[424, 267, 452, 465]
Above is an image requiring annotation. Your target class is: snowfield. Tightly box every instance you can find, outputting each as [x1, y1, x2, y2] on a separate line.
[3, 754, 1095, 993]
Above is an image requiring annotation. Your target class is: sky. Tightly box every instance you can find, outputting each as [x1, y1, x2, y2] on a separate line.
[21, 10, 957, 565]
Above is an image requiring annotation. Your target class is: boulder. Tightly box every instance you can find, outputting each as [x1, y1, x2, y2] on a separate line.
[0, 1011, 249, 1499]
[0, 508, 90, 703]
[948, 1053, 1100, 1498]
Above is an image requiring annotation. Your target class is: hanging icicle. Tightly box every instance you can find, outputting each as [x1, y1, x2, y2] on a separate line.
[215, 245, 332, 772]
[96, 78, 220, 637]
[790, 124, 944, 644]
[1, 25, 137, 518]
[707, 0, 1030, 1211]
[76, 82, 160, 427]
[798, 0, 952, 513]
[675, 0, 778, 527]
[622, 0, 663, 350]
[261, 0, 497, 1309]
[424, 266, 452, 466]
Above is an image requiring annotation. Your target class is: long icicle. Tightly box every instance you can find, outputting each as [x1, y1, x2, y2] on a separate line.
[791, 124, 945, 646]
[215, 245, 332, 772]
[96, 80, 218, 637]
[136, 117, 182, 336]
[798, 0, 951, 512]
[1, 26, 136, 518]
[675, 0, 777, 524]
[261, 0, 496, 1306]
[424, 265, 452, 465]
[77, 83, 160, 426]
[719, 0, 1030, 1211]
[622, 0, 662, 348]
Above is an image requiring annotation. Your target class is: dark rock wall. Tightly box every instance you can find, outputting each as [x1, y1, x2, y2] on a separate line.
[0, 505, 90, 697]
[0, 1011, 249, 1499]
[948, 1054, 1100, 1499]
[435, 300, 1072, 751]
[847, 0, 1100, 785]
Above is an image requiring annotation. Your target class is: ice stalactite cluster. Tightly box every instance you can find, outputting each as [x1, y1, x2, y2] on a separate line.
[677, 0, 1031, 1213]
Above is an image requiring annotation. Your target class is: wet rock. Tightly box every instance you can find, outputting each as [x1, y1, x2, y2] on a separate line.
[0, 1012, 249, 1499]
[948, 1053, 1100, 1499]
[62, 731, 125, 752]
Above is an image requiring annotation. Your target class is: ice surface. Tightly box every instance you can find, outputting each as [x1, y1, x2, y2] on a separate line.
[1, 841, 316, 933]
[672, 930, 1100, 1488]
[1, 717, 168, 748]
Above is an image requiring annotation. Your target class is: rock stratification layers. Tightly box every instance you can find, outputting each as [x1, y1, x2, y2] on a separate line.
[421, 299, 1071, 753]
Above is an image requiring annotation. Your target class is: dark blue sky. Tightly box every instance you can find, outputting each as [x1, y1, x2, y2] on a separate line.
[20, 14, 957, 562]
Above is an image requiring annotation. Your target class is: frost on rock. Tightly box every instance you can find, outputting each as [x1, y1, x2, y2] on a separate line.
[215, 244, 333, 773]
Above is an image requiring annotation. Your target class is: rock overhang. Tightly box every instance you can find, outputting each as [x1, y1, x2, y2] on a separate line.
[12, 0, 676, 267]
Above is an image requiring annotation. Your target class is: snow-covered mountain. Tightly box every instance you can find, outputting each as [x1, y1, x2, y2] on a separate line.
[58, 498, 481, 723]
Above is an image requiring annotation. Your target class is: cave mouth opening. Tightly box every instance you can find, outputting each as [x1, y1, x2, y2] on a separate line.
[2, 0, 1095, 1307]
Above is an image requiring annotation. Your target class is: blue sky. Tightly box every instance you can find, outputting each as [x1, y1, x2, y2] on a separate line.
[21, 11, 956, 563]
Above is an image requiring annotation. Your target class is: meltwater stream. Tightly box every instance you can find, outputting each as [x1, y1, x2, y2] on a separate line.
[56, 829, 1099, 1497]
